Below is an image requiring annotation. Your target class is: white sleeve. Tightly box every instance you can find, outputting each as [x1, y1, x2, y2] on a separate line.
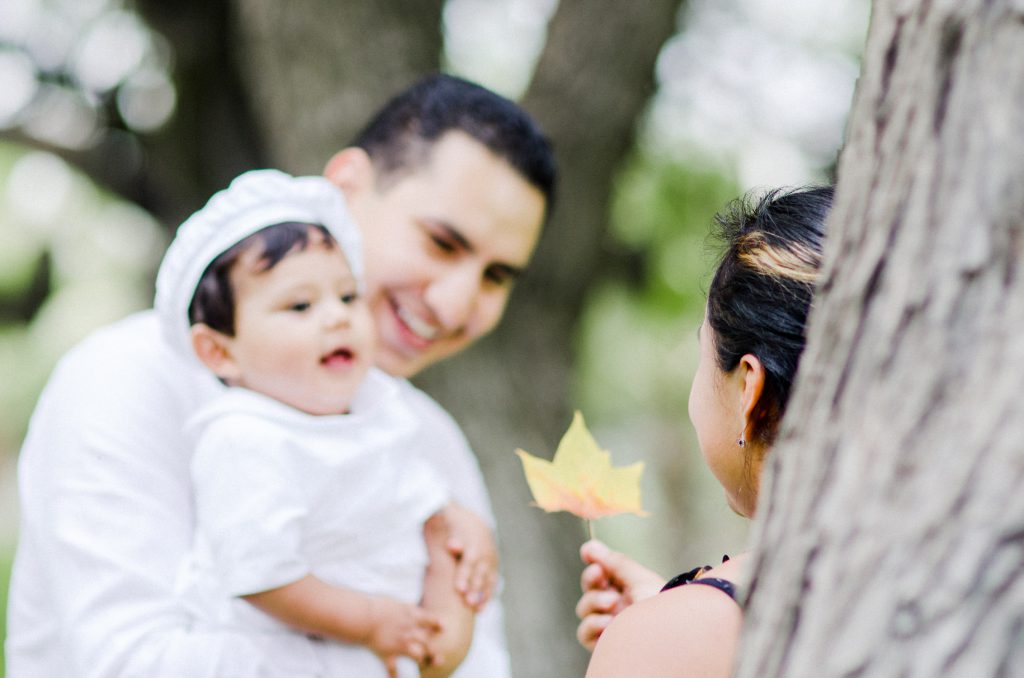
[6, 312, 302, 678]
[398, 380, 511, 678]
[398, 380, 496, 526]
[190, 419, 311, 596]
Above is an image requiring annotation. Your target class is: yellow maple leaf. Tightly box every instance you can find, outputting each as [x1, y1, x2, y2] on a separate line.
[516, 411, 647, 521]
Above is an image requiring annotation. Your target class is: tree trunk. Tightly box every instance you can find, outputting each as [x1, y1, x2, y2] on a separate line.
[416, 2, 686, 676]
[738, 1, 1024, 675]
[103, 0, 265, 226]
[230, 0, 444, 175]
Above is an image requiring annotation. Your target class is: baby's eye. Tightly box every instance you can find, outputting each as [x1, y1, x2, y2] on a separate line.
[430, 234, 456, 254]
[288, 301, 311, 312]
[340, 292, 358, 304]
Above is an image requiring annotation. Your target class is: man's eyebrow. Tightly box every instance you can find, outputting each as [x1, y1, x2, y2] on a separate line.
[434, 220, 526, 276]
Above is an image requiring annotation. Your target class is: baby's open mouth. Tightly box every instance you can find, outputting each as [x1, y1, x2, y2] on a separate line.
[321, 348, 354, 366]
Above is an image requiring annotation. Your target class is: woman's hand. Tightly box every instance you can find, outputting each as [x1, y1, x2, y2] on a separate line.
[575, 540, 667, 651]
[437, 503, 498, 611]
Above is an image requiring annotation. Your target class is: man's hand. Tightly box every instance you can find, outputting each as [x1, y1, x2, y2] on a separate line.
[366, 597, 443, 677]
[575, 539, 667, 652]
[435, 504, 498, 611]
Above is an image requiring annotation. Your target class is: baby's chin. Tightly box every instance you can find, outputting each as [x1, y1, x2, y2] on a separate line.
[267, 388, 361, 417]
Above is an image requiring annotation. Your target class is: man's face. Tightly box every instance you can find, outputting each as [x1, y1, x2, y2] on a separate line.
[338, 131, 547, 378]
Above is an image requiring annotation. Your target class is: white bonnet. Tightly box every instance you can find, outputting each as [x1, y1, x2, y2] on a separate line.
[154, 169, 363, 361]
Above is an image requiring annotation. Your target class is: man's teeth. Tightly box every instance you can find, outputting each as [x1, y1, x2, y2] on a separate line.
[397, 306, 439, 341]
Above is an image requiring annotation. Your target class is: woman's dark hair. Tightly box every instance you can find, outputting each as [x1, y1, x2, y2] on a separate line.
[350, 73, 556, 212]
[188, 222, 335, 336]
[706, 185, 833, 445]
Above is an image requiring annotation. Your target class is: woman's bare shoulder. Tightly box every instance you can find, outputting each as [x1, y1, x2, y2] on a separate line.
[585, 582, 742, 678]
[702, 550, 749, 584]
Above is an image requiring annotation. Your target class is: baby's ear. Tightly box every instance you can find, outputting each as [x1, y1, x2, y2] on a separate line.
[190, 324, 240, 382]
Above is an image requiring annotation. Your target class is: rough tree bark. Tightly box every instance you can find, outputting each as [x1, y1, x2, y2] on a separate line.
[737, 1, 1024, 675]
[415, 2, 687, 676]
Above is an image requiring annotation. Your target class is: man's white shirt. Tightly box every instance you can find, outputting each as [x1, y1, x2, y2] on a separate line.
[6, 310, 510, 678]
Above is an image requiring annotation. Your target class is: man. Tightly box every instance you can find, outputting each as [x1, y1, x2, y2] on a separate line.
[6, 73, 556, 678]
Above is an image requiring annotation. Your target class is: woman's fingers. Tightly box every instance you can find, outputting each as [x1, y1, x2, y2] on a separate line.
[580, 539, 666, 603]
[581, 561, 610, 592]
[576, 612, 614, 652]
[575, 589, 621, 619]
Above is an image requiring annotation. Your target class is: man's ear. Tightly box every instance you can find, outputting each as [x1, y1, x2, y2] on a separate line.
[323, 147, 375, 197]
[191, 324, 240, 383]
[738, 353, 766, 441]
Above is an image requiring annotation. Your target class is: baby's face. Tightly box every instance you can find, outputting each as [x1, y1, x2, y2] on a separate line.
[225, 238, 375, 415]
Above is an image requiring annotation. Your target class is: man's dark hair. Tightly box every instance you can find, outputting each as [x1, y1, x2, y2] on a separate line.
[351, 73, 556, 210]
[188, 222, 335, 336]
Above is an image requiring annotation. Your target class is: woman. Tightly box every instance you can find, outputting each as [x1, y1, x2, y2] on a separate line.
[576, 185, 833, 677]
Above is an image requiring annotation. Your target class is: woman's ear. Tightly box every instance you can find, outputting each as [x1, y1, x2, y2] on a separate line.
[323, 147, 375, 197]
[738, 353, 766, 441]
[191, 324, 240, 383]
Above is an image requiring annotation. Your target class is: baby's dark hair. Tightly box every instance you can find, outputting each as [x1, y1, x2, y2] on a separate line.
[706, 185, 833, 446]
[350, 73, 557, 211]
[188, 221, 335, 336]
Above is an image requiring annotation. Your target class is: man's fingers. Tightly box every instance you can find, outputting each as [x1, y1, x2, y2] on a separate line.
[422, 641, 445, 669]
[446, 536, 465, 559]
[476, 570, 496, 609]
[416, 609, 444, 633]
[467, 555, 496, 608]
[452, 541, 471, 593]
[451, 540, 498, 607]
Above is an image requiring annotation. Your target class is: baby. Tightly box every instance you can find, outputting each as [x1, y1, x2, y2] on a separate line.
[154, 169, 474, 677]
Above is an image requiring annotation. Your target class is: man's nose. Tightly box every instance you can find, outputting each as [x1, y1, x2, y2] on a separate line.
[425, 266, 480, 332]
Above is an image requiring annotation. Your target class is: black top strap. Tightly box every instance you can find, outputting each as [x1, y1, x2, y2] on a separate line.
[660, 555, 737, 601]
[676, 577, 736, 600]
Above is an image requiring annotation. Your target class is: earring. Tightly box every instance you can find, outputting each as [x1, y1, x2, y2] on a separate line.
[737, 436, 745, 447]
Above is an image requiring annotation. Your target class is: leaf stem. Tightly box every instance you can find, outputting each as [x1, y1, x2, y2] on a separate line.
[588, 519, 595, 541]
